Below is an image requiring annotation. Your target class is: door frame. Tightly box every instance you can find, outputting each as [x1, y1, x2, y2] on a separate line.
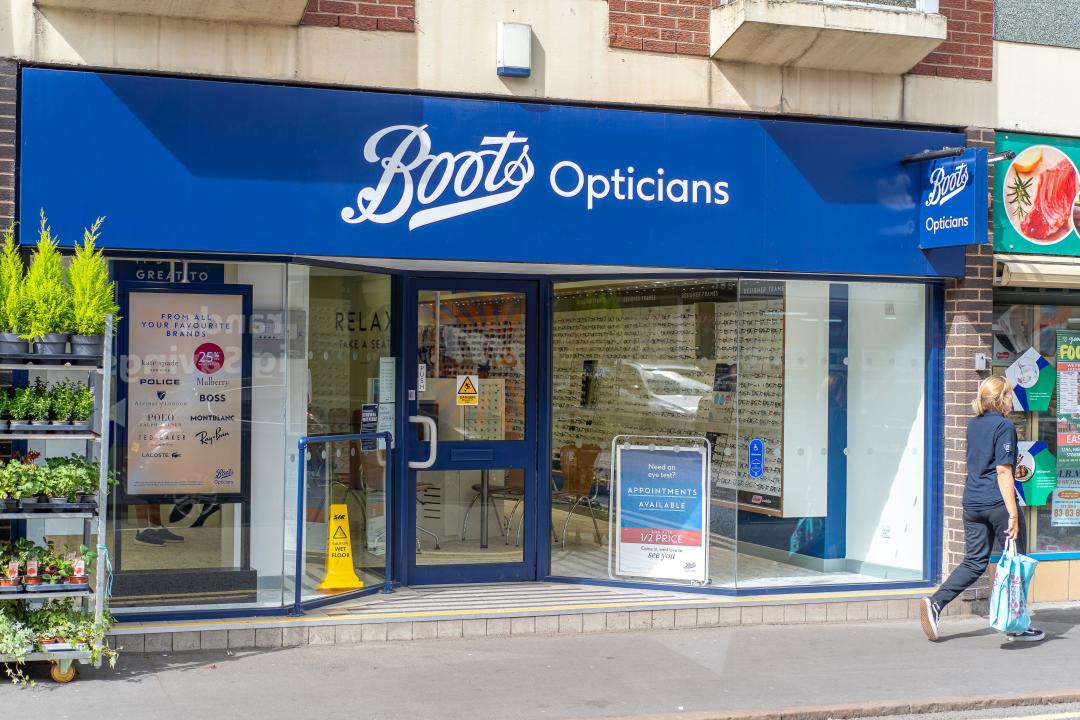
[396, 274, 544, 585]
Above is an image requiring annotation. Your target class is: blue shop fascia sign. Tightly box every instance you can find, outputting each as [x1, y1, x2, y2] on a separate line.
[20, 69, 983, 277]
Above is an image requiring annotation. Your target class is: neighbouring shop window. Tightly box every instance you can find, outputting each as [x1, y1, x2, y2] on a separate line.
[550, 278, 927, 588]
[994, 295, 1080, 555]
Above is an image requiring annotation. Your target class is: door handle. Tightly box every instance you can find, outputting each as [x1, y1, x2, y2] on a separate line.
[408, 415, 438, 469]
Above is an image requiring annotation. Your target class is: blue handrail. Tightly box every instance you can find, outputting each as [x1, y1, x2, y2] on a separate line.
[294, 432, 394, 615]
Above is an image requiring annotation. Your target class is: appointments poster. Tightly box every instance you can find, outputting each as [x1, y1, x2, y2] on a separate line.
[126, 291, 246, 496]
[615, 446, 708, 583]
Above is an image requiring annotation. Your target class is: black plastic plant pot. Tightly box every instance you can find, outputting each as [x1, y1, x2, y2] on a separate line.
[70, 334, 103, 357]
[33, 333, 69, 355]
[0, 498, 18, 511]
[0, 332, 28, 354]
[48, 496, 69, 505]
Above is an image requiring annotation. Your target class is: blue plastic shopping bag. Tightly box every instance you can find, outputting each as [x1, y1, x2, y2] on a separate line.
[990, 539, 1038, 633]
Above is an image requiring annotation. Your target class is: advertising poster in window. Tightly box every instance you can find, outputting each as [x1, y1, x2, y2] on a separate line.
[1006, 348, 1055, 412]
[126, 291, 246, 496]
[1014, 440, 1055, 507]
[614, 446, 708, 583]
[1053, 331, 1080, 525]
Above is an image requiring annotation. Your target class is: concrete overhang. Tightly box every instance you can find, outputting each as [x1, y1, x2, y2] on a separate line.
[33, 0, 310, 25]
[710, 0, 947, 74]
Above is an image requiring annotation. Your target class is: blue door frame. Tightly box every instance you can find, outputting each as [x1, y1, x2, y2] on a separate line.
[398, 276, 541, 584]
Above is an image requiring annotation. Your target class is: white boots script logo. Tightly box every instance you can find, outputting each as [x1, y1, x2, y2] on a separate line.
[340, 124, 534, 230]
[924, 162, 969, 207]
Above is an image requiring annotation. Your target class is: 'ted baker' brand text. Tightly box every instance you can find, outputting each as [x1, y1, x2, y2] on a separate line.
[341, 124, 732, 229]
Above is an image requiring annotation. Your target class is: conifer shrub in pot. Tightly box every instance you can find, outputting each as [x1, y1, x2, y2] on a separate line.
[23, 212, 73, 356]
[68, 217, 117, 358]
[0, 225, 28, 355]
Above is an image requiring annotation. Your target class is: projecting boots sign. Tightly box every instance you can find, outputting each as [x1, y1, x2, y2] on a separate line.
[918, 147, 988, 250]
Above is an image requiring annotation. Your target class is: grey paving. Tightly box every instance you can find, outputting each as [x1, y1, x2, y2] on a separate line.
[5, 607, 1080, 720]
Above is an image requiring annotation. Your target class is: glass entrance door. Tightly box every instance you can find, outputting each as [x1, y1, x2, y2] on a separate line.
[404, 278, 538, 584]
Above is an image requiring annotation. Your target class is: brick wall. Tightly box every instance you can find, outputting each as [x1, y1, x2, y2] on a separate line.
[910, 0, 993, 81]
[608, 0, 714, 56]
[301, 0, 415, 32]
[940, 127, 995, 603]
[0, 61, 14, 227]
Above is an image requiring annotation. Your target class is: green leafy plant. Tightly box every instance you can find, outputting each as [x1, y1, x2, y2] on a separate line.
[21, 211, 73, 340]
[72, 384, 94, 423]
[49, 379, 77, 422]
[1, 460, 43, 499]
[8, 387, 33, 421]
[0, 223, 27, 336]
[46, 455, 90, 497]
[28, 392, 50, 422]
[0, 607, 34, 684]
[67, 217, 118, 336]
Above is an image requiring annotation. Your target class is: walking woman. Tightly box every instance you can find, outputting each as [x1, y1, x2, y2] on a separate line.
[920, 376, 1044, 642]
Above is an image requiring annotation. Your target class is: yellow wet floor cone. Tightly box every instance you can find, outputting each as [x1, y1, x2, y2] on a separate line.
[318, 503, 364, 592]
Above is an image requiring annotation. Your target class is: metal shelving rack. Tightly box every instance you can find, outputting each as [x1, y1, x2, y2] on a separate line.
[0, 314, 113, 683]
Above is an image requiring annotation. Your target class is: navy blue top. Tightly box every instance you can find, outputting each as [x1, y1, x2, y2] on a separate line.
[964, 411, 1017, 510]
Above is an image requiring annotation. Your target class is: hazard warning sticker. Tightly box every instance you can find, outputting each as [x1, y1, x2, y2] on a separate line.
[456, 374, 479, 406]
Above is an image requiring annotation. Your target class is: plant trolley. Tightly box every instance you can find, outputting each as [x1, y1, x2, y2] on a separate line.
[0, 315, 114, 683]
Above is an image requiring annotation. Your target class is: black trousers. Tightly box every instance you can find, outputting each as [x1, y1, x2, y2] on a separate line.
[930, 503, 1026, 608]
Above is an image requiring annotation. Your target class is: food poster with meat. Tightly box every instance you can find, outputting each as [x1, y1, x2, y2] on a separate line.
[995, 133, 1080, 256]
[1015, 440, 1055, 507]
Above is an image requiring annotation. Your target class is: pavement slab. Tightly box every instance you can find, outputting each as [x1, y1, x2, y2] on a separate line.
[4, 607, 1079, 720]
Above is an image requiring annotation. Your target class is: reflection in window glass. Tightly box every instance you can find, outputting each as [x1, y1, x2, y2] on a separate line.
[549, 278, 927, 588]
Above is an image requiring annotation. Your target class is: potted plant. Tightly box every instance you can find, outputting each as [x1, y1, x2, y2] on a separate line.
[63, 544, 94, 585]
[8, 456, 44, 510]
[0, 223, 28, 355]
[28, 389, 51, 427]
[67, 217, 117, 358]
[49, 379, 75, 425]
[0, 388, 10, 431]
[18, 540, 44, 587]
[71, 383, 94, 431]
[0, 609, 34, 683]
[0, 462, 18, 512]
[8, 386, 34, 432]
[0, 544, 20, 590]
[22, 211, 73, 356]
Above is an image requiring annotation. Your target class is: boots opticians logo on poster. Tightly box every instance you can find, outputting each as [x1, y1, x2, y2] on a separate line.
[341, 124, 731, 230]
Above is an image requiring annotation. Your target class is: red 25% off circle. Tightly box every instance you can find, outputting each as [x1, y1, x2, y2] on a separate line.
[194, 343, 225, 374]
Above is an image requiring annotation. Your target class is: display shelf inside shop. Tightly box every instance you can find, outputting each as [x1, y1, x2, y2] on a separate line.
[0, 316, 114, 682]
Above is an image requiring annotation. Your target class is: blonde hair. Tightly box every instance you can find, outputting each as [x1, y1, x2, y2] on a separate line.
[972, 376, 1013, 416]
